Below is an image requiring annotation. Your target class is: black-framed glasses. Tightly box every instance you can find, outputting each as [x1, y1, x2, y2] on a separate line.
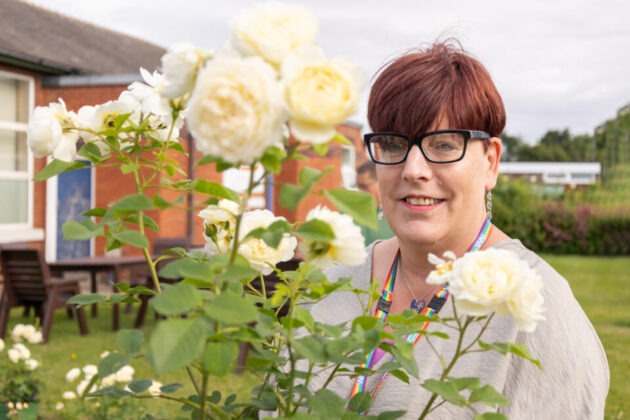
[363, 129, 491, 164]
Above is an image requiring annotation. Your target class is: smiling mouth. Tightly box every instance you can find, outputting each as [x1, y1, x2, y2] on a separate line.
[403, 197, 444, 206]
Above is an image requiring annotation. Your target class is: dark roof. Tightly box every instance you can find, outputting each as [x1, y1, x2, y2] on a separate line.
[0, 0, 165, 75]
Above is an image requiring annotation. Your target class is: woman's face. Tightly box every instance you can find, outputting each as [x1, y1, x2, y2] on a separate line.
[376, 120, 502, 251]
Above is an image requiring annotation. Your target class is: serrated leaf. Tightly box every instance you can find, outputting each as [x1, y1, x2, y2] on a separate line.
[62, 219, 103, 240]
[151, 283, 203, 316]
[295, 219, 336, 242]
[324, 189, 378, 230]
[127, 379, 153, 394]
[149, 318, 206, 374]
[68, 293, 107, 306]
[202, 341, 239, 377]
[112, 230, 149, 249]
[348, 391, 372, 413]
[421, 379, 466, 406]
[204, 291, 259, 324]
[192, 179, 240, 202]
[110, 193, 154, 211]
[469, 385, 510, 407]
[116, 329, 144, 356]
[33, 159, 87, 181]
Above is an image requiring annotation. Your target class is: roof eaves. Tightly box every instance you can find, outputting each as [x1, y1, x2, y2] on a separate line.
[42, 73, 143, 88]
[0, 48, 81, 75]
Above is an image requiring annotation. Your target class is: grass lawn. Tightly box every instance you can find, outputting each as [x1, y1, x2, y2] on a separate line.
[543, 255, 630, 420]
[3, 304, 255, 419]
[2, 255, 628, 419]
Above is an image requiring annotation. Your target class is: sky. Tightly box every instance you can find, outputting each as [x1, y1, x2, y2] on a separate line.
[24, 0, 630, 144]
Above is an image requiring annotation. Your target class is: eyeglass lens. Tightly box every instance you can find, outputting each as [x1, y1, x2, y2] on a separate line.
[369, 132, 466, 163]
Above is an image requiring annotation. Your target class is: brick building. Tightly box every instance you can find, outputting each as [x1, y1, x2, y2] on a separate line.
[0, 0, 360, 260]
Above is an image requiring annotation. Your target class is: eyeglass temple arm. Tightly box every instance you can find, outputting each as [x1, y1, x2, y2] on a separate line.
[470, 130, 491, 139]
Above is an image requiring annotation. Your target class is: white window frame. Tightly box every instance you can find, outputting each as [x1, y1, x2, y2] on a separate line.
[0, 69, 43, 243]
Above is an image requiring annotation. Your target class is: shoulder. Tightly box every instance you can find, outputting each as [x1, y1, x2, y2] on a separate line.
[492, 240, 609, 418]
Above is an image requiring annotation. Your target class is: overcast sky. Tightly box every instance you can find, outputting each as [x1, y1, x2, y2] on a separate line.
[24, 0, 630, 144]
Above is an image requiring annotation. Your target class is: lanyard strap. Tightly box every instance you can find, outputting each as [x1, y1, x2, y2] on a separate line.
[348, 218, 493, 413]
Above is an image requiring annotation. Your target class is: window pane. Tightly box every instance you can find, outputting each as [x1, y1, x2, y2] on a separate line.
[0, 76, 29, 123]
[0, 129, 27, 172]
[0, 179, 28, 223]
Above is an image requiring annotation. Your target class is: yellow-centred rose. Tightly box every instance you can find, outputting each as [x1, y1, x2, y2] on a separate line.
[282, 46, 365, 144]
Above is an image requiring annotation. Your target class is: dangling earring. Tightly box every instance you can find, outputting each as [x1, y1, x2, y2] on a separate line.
[378, 206, 384, 221]
[486, 190, 493, 221]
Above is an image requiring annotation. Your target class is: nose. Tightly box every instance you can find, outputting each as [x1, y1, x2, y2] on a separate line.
[401, 144, 433, 182]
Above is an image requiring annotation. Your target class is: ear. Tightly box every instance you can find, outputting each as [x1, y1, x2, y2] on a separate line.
[484, 137, 502, 190]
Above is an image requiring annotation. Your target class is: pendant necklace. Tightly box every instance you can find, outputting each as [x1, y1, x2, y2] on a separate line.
[400, 262, 430, 313]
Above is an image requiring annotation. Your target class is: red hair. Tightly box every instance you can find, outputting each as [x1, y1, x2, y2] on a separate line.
[367, 40, 506, 138]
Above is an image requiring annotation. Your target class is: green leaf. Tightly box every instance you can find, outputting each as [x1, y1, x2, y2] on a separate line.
[192, 179, 240, 202]
[204, 291, 259, 324]
[83, 207, 106, 217]
[448, 376, 481, 391]
[151, 283, 203, 316]
[98, 352, 125, 378]
[114, 112, 131, 129]
[149, 318, 206, 374]
[330, 132, 353, 145]
[473, 413, 509, 420]
[202, 341, 239, 377]
[278, 184, 309, 211]
[260, 146, 286, 174]
[295, 219, 336, 242]
[68, 293, 107, 306]
[294, 306, 315, 332]
[312, 142, 329, 156]
[88, 386, 133, 398]
[479, 341, 541, 369]
[123, 214, 159, 233]
[376, 411, 406, 420]
[77, 142, 104, 163]
[127, 379, 153, 394]
[299, 166, 324, 186]
[348, 391, 372, 413]
[469, 385, 510, 407]
[215, 265, 260, 283]
[33, 159, 87, 181]
[112, 230, 149, 249]
[421, 379, 466, 406]
[116, 329, 144, 356]
[292, 336, 327, 363]
[62, 219, 104, 240]
[110, 193, 154, 211]
[159, 383, 183, 394]
[324, 189, 378, 230]
[152, 193, 184, 210]
[388, 369, 410, 384]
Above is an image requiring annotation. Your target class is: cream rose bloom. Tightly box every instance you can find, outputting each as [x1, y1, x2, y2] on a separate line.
[8, 348, 21, 363]
[27, 99, 79, 162]
[161, 42, 212, 100]
[62, 391, 76, 400]
[66, 367, 81, 382]
[299, 205, 367, 268]
[238, 209, 297, 275]
[199, 199, 240, 255]
[77, 98, 136, 152]
[115, 365, 135, 383]
[187, 56, 287, 164]
[148, 380, 162, 396]
[447, 249, 545, 332]
[0, 338, 4, 351]
[25, 358, 39, 371]
[13, 343, 30, 359]
[282, 46, 365, 144]
[231, 1, 317, 67]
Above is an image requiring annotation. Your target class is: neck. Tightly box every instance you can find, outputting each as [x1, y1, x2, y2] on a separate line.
[396, 214, 490, 278]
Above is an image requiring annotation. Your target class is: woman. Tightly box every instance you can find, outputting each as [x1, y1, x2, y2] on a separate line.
[309, 41, 609, 419]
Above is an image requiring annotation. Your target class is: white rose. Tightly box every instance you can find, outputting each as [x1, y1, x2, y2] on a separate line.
[100, 351, 110, 359]
[20, 325, 36, 343]
[25, 358, 39, 370]
[282, 46, 365, 144]
[231, 1, 318, 67]
[16, 402, 23, 410]
[148, 380, 162, 397]
[0, 338, 4, 351]
[27, 331, 43, 344]
[11, 324, 26, 341]
[13, 343, 30, 359]
[199, 199, 240, 255]
[299, 206, 367, 268]
[161, 42, 212, 100]
[448, 249, 545, 332]
[187, 56, 287, 165]
[101, 374, 116, 387]
[65, 367, 81, 382]
[62, 391, 77, 400]
[238, 209, 297, 275]
[115, 365, 135, 383]
[82, 364, 98, 377]
[27, 99, 79, 162]
[76, 379, 97, 396]
[8, 348, 21, 363]
[55, 402, 64, 410]
[426, 251, 457, 285]
[77, 98, 136, 150]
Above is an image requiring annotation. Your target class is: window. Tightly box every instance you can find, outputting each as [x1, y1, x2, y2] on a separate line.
[0, 70, 39, 240]
[341, 144, 356, 189]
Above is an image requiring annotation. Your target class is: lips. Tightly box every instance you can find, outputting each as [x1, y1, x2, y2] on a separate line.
[403, 196, 444, 206]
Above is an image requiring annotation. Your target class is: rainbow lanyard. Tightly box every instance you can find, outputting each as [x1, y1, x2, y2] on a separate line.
[348, 218, 493, 413]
